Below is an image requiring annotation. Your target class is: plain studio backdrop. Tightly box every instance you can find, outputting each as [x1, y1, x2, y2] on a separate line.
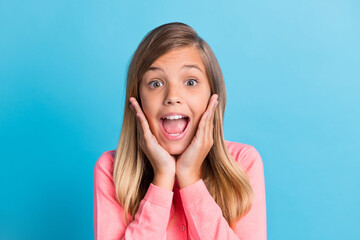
[0, 0, 359, 239]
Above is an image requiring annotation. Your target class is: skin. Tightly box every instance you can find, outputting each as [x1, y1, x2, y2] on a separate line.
[129, 46, 218, 190]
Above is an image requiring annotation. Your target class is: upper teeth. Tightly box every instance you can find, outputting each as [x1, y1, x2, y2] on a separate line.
[163, 115, 186, 120]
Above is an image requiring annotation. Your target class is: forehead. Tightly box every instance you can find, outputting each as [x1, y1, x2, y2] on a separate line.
[146, 46, 206, 74]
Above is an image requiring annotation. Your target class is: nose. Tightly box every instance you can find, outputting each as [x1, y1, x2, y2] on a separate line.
[163, 83, 182, 105]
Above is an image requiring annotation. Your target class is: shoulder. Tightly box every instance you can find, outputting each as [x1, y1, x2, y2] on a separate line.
[93, 150, 116, 180]
[225, 140, 263, 174]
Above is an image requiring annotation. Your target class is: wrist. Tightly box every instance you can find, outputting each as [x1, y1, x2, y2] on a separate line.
[176, 166, 199, 179]
[176, 171, 201, 189]
[152, 172, 175, 191]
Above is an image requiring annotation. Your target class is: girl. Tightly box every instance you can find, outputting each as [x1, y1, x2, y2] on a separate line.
[93, 22, 266, 240]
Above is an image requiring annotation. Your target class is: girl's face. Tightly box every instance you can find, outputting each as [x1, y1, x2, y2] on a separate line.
[139, 46, 211, 157]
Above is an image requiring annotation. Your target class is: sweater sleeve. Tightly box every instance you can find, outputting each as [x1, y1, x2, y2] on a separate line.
[179, 145, 267, 240]
[93, 152, 174, 240]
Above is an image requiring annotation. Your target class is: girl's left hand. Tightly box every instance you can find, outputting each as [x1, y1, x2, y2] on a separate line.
[175, 94, 218, 188]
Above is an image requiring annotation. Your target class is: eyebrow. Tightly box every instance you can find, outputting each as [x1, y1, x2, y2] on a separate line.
[147, 64, 203, 73]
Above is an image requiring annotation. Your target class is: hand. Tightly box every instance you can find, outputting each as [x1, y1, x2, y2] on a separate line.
[175, 94, 219, 188]
[129, 97, 176, 190]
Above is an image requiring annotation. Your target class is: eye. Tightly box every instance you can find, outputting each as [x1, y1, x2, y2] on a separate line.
[185, 79, 198, 87]
[149, 80, 163, 88]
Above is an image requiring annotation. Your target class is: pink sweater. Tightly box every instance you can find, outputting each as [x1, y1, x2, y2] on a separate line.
[93, 141, 267, 240]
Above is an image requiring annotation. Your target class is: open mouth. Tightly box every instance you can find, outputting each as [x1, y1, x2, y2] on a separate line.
[159, 114, 190, 139]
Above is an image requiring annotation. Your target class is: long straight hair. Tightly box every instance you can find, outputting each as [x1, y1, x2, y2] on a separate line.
[113, 22, 253, 228]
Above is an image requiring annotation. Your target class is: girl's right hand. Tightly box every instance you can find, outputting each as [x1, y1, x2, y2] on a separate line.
[129, 97, 176, 189]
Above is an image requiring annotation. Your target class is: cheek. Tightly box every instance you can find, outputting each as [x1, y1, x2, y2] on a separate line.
[141, 103, 155, 121]
[197, 95, 210, 114]
[200, 89, 211, 110]
[191, 99, 209, 126]
[139, 97, 159, 129]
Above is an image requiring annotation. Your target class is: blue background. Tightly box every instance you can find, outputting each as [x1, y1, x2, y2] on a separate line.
[1, 0, 359, 239]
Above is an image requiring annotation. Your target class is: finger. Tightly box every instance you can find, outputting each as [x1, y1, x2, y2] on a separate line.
[193, 94, 217, 140]
[204, 94, 218, 137]
[208, 95, 218, 129]
[204, 94, 218, 114]
[129, 97, 143, 115]
[207, 99, 218, 139]
[195, 110, 213, 145]
[209, 100, 218, 142]
[206, 94, 218, 125]
[129, 102, 146, 143]
[129, 97, 152, 136]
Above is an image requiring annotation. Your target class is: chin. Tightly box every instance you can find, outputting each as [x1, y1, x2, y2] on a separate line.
[163, 143, 187, 156]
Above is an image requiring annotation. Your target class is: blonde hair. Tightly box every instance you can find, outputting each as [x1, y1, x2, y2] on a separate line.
[113, 22, 253, 228]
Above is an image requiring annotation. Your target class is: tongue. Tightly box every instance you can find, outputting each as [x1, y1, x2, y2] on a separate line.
[162, 118, 187, 134]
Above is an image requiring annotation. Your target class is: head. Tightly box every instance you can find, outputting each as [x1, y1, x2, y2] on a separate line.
[125, 22, 227, 157]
